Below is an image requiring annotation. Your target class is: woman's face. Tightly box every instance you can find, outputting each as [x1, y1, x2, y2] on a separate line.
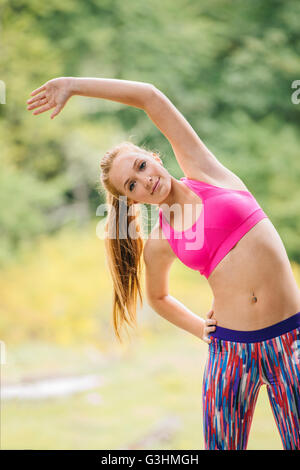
[109, 149, 172, 205]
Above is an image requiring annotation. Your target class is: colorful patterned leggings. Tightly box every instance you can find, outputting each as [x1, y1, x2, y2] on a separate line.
[202, 312, 300, 450]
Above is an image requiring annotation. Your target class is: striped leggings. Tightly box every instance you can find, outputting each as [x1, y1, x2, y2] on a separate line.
[202, 312, 300, 450]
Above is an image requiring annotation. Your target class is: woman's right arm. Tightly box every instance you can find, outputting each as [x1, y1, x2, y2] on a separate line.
[149, 293, 215, 344]
[143, 237, 216, 344]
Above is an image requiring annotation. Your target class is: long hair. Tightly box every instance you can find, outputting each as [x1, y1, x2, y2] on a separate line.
[99, 140, 162, 343]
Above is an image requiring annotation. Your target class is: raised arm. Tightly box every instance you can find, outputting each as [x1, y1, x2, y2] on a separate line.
[27, 77, 154, 119]
[143, 86, 237, 182]
[27, 76, 232, 182]
[70, 77, 153, 109]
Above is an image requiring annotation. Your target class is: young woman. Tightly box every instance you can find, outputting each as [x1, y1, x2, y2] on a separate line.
[27, 77, 300, 450]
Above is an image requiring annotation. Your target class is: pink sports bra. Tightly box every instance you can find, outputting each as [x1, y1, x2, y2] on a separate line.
[158, 177, 269, 279]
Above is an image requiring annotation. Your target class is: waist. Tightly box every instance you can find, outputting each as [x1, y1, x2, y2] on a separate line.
[209, 311, 300, 343]
[210, 274, 300, 331]
[205, 208, 267, 278]
[209, 218, 299, 293]
[208, 217, 300, 330]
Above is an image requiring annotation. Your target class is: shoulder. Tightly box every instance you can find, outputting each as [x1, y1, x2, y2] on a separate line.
[143, 222, 177, 266]
[183, 168, 249, 192]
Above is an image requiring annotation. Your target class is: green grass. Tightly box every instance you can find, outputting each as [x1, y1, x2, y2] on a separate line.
[2, 330, 283, 450]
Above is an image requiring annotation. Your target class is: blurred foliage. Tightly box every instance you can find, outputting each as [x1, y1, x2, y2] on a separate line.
[0, 220, 212, 346]
[0, 217, 299, 347]
[1, 3, 299, 452]
[0, 224, 111, 346]
[0, 0, 300, 265]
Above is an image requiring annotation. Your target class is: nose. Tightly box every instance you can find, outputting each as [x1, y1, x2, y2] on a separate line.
[147, 175, 153, 188]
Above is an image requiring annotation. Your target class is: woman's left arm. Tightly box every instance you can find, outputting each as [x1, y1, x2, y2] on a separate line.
[27, 76, 230, 181]
[71, 77, 154, 109]
[27, 77, 153, 119]
[72, 78, 231, 181]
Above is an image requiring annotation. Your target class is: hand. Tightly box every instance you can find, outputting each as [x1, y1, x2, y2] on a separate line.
[202, 309, 217, 344]
[27, 77, 74, 120]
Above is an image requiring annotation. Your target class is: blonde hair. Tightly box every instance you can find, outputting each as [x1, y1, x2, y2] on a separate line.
[99, 140, 162, 343]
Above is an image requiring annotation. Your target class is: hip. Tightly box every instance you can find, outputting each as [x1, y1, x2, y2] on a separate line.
[209, 310, 300, 344]
[204, 313, 300, 400]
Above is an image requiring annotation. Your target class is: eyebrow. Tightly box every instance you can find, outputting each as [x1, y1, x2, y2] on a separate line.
[123, 158, 139, 189]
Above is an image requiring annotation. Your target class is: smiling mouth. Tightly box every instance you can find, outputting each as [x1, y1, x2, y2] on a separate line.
[151, 177, 160, 194]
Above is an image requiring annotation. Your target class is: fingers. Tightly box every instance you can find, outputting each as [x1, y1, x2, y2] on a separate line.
[50, 103, 62, 119]
[27, 97, 48, 110]
[202, 310, 217, 344]
[206, 309, 214, 319]
[30, 84, 46, 96]
[203, 336, 211, 344]
[206, 325, 216, 333]
[32, 103, 53, 115]
[203, 324, 216, 343]
[27, 97, 61, 119]
[27, 93, 46, 105]
[203, 327, 216, 344]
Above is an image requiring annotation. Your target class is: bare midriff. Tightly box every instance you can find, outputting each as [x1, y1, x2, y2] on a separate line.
[207, 217, 300, 330]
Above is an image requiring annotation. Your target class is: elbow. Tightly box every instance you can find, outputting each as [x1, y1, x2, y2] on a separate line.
[142, 83, 163, 111]
[148, 294, 167, 310]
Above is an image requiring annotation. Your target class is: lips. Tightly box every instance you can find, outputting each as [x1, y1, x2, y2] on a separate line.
[151, 177, 160, 194]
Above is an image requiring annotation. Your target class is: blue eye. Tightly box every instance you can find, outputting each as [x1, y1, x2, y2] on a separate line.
[129, 161, 146, 191]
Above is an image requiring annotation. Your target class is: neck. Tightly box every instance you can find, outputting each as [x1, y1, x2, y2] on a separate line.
[158, 177, 198, 210]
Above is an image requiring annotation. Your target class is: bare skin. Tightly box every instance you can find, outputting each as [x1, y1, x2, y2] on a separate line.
[106, 151, 300, 330]
[27, 76, 300, 335]
[110, 150, 300, 332]
[154, 171, 300, 331]
[207, 214, 300, 330]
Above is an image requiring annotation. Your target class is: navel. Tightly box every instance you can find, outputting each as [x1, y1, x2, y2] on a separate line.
[251, 292, 258, 303]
